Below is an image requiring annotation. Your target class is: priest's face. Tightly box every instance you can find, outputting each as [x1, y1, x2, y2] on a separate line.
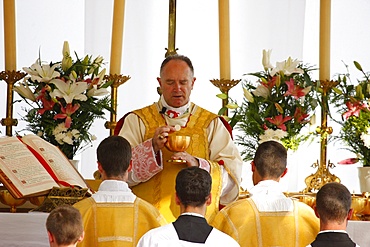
[157, 59, 195, 108]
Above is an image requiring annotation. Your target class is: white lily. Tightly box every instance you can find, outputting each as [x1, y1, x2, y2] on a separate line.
[87, 68, 109, 96]
[50, 79, 88, 104]
[62, 41, 73, 71]
[23, 59, 60, 83]
[253, 85, 270, 98]
[14, 78, 36, 101]
[270, 57, 304, 76]
[262, 49, 273, 71]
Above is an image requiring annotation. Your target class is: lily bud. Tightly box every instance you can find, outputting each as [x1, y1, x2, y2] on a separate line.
[274, 103, 284, 114]
[355, 85, 364, 99]
[61, 41, 72, 71]
[275, 75, 281, 87]
[71, 70, 78, 79]
[354, 61, 363, 72]
[262, 49, 273, 71]
[243, 87, 254, 102]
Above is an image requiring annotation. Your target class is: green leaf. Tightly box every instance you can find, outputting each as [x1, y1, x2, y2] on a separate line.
[216, 93, 228, 99]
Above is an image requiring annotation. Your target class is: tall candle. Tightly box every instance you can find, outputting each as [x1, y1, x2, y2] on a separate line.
[319, 0, 331, 81]
[110, 0, 126, 75]
[218, 0, 230, 80]
[3, 0, 17, 71]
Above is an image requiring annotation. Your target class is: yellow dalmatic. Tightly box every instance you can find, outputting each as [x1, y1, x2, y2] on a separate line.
[211, 198, 319, 247]
[132, 104, 222, 222]
[74, 197, 166, 247]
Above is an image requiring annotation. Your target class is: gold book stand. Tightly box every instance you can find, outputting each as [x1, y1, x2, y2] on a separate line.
[31, 186, 90, 213]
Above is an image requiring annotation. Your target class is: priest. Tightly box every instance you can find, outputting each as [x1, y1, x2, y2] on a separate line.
[117, 54, 243, 222]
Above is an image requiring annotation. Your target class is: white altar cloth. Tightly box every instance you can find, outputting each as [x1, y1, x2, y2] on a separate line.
[0, 212, 49, 247]
[0, 212, 368, 246]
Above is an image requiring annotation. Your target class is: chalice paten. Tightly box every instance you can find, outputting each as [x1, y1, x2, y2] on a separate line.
[165, 135, 191, 163]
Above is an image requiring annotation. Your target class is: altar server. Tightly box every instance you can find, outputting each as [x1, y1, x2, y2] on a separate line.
[74, 136, 166, 247]
[211, 140, 319, 246]
[137, 166, 240, 247]
[307, 182, 360, 247]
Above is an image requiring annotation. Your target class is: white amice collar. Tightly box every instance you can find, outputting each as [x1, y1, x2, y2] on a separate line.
[160, 95, 190, 118]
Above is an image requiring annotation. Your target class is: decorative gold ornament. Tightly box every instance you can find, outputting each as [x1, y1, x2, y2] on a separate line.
[31, 187, 89, 213]
[210, 78, 241, 116]
[0, 189, 27, 213]
[165, 0, 178, 57]
[0, 70, 26, 136]
[303, 80, 341, 193]
[104, 74, 130, 135]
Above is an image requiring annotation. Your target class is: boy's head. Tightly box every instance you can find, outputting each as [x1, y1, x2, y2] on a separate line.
[46, 205, 84, 246]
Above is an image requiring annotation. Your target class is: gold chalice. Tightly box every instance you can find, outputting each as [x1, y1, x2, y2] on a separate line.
[0, 189, 27, 213]
[165, 135, 191, 163]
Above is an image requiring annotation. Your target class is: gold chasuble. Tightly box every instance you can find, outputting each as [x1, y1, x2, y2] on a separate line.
[132, 104, 222, 222]
[75, 197, 166, 247]
[211, 198, 319, 247]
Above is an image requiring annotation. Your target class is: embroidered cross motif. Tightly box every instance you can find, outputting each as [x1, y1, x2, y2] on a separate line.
[166, 109, 180, 118]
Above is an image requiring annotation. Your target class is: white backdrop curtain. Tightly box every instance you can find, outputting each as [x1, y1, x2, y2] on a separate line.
[0, 0, 370, 193]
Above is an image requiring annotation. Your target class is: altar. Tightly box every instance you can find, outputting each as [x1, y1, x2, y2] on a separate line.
[0, 212, 368, 247]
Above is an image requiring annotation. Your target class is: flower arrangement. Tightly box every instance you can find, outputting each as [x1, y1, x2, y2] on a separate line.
[330, 61, 370, 167]
[14, 41, 112, 159]
[222, 50, 317, 161]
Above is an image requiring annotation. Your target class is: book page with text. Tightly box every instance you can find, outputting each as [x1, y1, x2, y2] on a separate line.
[0, 136, 59, 197]
[21, 134, 88, 189]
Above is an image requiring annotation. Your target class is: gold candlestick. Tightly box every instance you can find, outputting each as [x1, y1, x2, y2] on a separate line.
[210, 78, 240, 116]
[303, 80, 340, 193]
[165, 0, 178, 57]
[104, 74, 130, 136]
[0, 70, 26, 136]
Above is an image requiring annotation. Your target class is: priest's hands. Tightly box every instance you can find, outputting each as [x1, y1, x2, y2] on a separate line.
[152, 126, 176, 153]
[171, 151, 199, 167]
